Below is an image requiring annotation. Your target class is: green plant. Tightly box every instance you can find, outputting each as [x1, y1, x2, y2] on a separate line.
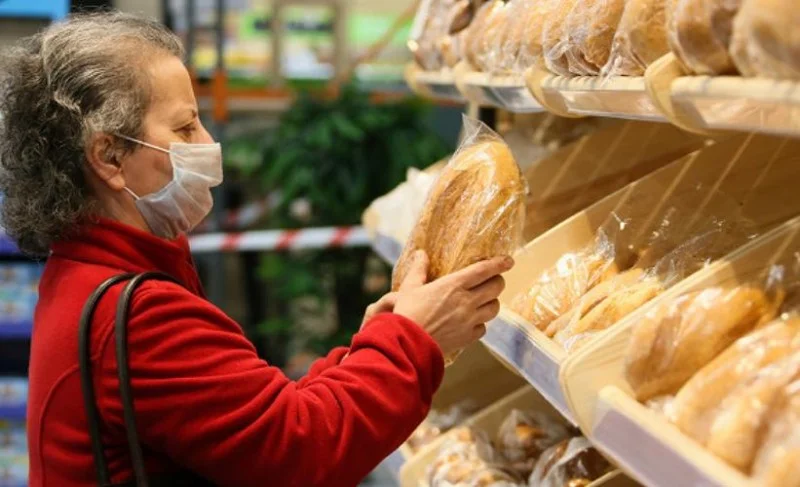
[242, 84, 450, 362]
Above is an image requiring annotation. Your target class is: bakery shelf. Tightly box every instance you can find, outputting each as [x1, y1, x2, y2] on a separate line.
[0, 320, 32, 339]
[459, 71, 544, 113]
[527, 68, 667, 122]
[481, 311, 575, 424]
[404, 63, 465, 105]
[0, 403, 26, 421]
[670, 75, 800, 138]
[593, 387, 749, 487]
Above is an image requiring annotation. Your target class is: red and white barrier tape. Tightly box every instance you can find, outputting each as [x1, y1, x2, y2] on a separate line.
[194, 193, 280, 233]
[188, 226, 371, 253]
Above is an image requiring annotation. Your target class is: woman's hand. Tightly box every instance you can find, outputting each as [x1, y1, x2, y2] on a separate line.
[361, 292, 398, 329]
[393, 251, 513, 356]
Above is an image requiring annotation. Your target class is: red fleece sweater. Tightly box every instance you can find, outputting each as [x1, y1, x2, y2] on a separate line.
[27, 218, 444, 487]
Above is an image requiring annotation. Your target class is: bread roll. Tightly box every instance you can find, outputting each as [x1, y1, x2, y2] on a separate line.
[752, 377, 800, 487]
[706, 347, 800, 472]
[545, 268, 647, 337]
[519, 0, 558, 69]
[496, 409, 570, 477]
[476, 0, 512, 71]
[729, 0, 800, 80]
[392, 136, 525, 292]
[530, 437, 611, 487]
[495, 0, 532, 72]
[625, 285, 782, 402]
[555, 278, 664, 350]
[670, 318, 799, 447]
[666, 0, 741, 75]
[604, 0, 671, 76]
[465, 1, 505, 70]
[564, 0, 628, 76]
[542, 0, 579, 76]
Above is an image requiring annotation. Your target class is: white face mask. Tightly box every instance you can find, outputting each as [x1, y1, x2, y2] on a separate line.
[116, 134, 223, 239]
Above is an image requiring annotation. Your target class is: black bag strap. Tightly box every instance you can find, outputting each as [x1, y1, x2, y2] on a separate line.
[78, 272, 180, 487]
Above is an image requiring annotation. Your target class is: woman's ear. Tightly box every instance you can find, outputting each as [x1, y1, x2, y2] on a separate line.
[84, 133, 127, 190]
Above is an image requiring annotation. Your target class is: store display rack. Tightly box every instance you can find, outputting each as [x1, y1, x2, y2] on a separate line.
[0, 320, 32, 340]
[405, 54, 800, 140]
[0, 404, 25, 422]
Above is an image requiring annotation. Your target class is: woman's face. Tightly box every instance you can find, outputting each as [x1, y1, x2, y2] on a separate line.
[120, 54, 213, 198]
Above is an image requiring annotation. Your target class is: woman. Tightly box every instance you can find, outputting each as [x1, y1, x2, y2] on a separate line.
[0, 12, 511, 487]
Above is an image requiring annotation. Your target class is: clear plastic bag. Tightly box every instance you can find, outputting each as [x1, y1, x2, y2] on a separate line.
[542, 0, 579, 76]
[625, 271, 786, 403]
[493, 0, 534, 74]
[508, 231, 618, 336]
[752, 371, 800, 486]
[729, 0, 800, 80]
[563, 0, 628, 76]
[427, 427, 523, 487]
[518, 0, 559, 70]
[528, 437, 612, 487]
[465, 1, 507, 71]
[409, 0, 451, 71]
[408, 400, 482, 453]
[392, 116, 526, 360]
[666, 0, 741, 75]
[602, 0, 671, 77]
[495, 409, 571, 478]
[666, 316, 800, 461]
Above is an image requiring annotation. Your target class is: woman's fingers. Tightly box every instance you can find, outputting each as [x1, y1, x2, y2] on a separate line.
[445, 256, 514, 289]
[475, 299, 501, 324]
[470, 275, 505, 306]
[399, 250, 430, 291]
[471, 323, 487, 340]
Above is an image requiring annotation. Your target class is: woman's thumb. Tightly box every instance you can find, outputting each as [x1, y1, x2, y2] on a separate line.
[400, 250, 429, 290]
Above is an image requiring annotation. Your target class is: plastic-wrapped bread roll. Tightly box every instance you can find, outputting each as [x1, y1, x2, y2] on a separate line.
[563, 0, 627, 76]
[666, 0, 741, 75]
[465, 1, 505, 70]
[529, 437, 612, 487]
[476, 0, 512, 72]
[494, 0, 532, 73]
[496, 409, 571, 477]
[518, 0, 555, 70]
[603, 0, 671, 76]
[752, 375, 800, 487]
[542, 0, 580, 76]
[706, 346, 800, 472]
[555, 278, 664, 351]
[626, 285, 783, 402]
[729, 0, 800, 80]
[669, 318, 800, 448]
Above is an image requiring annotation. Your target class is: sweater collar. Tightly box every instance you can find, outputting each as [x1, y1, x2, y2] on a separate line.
[50, 217, 204, 295]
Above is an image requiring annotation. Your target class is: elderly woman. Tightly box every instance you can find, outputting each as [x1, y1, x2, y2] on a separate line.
[0, 12, 511, 487]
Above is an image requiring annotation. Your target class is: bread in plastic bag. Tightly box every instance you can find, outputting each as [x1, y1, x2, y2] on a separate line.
[668, 317, 800, 451]
[490, 0, 532, 74]
[408, 400, 481, 452]
[540, 0, 579, 76]
[751, 370, 800, 486]
[409, 0, 450, 71]
[508, 233, 618, 336]
[392, 115, 526, 314]
[495, 409, 571, 477]
[528, 437, 612, 487]
[625, 281, 785, 402]
[729, 0, 800, 80]
[602, 0, 671, 76]
[465, 1, 506, 71]
[563, 0, 627, 76]
[518, 0, 559, 70]
[666, 0, 741, 75]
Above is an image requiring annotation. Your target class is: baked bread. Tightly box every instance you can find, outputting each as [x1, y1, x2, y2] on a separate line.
[496, 409, 571, 477]
[545, 268, 647, 338]
[392, 136, 525, 291]
[752, 374, 800, 487]
[555, 278, 664, 350]
[604, 0, 671, 76]
[465, 1, 505, 70]
[666, 0, 741, 75]
[530, 437, 611, 487]
[669, 318, 799, 447]
[495, 0, 531, 72]
[476, 0, 512, 72]
[564, 0, 628, 76]
[729, 0, 800, 80]
[542, 0, 580, 76]
[519, 0, 557, 69]
[625, 285, 782, 402]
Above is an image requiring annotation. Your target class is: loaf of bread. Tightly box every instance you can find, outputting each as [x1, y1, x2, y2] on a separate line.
[666, 0, 741, 75]
[519, 0, 558, 70]
[477, 0, 512, 72]
[496, 409, 571, 477]
[752, 374, 800, 487]
[465, 1, 506, 70]
[669, 318, 798, 447]
[542, 0, 580, 76]
[392, 127, 525, 293]
[626, 286, 782, 402]
[529, 437, 612, 487]
[555, 278, 664, 350]
[729, 0, 800, 80]
[604, 0, 671, 76]
[509, 249, 618, 334]
[495, 0, 532, 72]
[706, 346, 800, 472]
[564, 0, 627, 76]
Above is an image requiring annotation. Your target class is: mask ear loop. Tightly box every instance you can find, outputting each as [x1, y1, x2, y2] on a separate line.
[115, 133, 171, 155]
[123, 187, 141, 200]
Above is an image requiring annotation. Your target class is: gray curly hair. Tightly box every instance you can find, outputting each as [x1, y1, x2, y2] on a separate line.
[0, 12, 184, 256]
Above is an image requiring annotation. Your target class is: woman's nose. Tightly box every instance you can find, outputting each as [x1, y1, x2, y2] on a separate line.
[197, 122, 214, 144]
